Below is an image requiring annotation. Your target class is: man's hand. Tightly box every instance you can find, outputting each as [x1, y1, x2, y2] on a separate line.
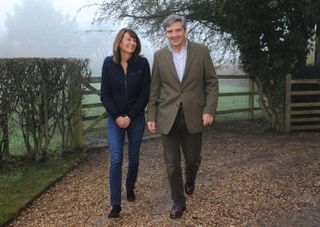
[202, 113, 214, 126]
[116, 116, 131, 128]
[147, 121, 156, 133]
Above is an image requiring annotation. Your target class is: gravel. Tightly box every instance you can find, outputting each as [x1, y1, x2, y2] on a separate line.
[8, 119, 320, 226]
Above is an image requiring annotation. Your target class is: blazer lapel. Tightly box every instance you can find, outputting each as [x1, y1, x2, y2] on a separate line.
[163, 47, 180, 83]
[182, 41, 195, 83]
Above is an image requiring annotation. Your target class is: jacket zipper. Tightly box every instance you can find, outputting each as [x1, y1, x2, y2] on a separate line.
[120, 62, 128, 113]
[125, 72, 128, 111]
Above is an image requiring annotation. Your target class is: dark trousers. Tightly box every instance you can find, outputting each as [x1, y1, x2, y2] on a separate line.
[161, 107, 202, 208]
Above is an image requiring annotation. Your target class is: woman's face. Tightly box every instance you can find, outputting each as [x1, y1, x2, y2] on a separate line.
[119, 32, 137, 55]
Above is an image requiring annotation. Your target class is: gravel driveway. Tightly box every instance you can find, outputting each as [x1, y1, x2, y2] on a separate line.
[8, 120, 320, 226]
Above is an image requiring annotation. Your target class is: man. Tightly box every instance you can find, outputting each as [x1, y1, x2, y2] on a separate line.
[147, 14, 219, 218]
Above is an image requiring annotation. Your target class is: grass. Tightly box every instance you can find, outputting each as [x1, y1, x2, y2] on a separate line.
[9, 127, 66, 157]
[0, 153, 86, 226]
[1, 125, 87, 226]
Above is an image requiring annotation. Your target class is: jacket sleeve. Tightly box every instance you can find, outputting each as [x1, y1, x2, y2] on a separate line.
[147, 52, 161, 122]
[203, 46, 219, 115]
[127, 58, 151, 119]
[100, 58, 121, 120]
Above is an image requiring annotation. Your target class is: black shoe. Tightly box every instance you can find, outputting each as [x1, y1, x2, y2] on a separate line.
[185, 182, 195, 195]
[108, 205, 121, 218]
[127, 191, 136, 202]
[170, 205, 186, 219]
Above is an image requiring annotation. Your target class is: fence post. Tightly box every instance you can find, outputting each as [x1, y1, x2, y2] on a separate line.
[285, 74, 292, 132]
[68, 64, 84, 150]
[248, 76, 254, 120]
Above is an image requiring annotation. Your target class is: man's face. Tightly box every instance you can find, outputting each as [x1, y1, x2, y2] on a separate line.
[165, 21, 186, 50]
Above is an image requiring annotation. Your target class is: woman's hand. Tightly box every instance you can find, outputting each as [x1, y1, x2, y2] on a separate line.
[116, 116, 131, 128]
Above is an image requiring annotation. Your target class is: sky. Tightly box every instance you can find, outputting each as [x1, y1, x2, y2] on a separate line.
[0, 0, 233, 72]
[0, 0, 154, 74]
[0, 0, 102, 33]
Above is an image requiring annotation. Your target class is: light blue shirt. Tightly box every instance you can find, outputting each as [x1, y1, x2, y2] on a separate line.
[168, 40, 188, 82]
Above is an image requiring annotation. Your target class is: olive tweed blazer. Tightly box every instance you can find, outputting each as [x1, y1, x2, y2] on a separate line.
[147, 40, 219, 134]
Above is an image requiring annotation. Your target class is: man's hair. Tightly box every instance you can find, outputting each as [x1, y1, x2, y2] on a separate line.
[162, 14, 187, 31]
[112, 28, 141, 64]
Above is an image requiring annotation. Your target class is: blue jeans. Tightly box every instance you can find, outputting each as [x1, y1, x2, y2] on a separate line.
[107, 113, 145, 205]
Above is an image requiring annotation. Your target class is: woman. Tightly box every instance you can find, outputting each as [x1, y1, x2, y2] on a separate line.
[100, 28, 151, 218]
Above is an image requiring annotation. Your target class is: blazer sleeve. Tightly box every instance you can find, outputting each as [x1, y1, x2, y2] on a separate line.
[147, 52, 161, 122]
[100, 58, 120, 120]
[127, 58, 151, 119]
[203, 47, 219, 115]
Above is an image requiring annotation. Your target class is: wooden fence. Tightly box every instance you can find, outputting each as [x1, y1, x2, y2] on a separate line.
[81, 75, 260, 138]
[215, 75, 260, 118]
[285, 74, 320, 131]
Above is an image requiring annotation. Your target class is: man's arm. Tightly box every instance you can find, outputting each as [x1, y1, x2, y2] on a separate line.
[203, 46, 219, 125]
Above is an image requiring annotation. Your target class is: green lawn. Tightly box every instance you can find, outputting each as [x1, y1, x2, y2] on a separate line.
[8, 128, 64, 157]
[0, 153, 85, 226]
[219, 82, 249, 92]
[2, 126, 86, 226]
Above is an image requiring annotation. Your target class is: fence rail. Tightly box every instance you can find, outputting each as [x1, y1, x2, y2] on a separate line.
[81, 75, 260, 135]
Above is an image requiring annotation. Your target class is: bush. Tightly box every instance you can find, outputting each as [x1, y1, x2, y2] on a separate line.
[0, 58, 90, 162]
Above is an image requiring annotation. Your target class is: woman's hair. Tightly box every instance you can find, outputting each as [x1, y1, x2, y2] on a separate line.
[162, 14, 187, 31]
[112, 28, 141, 64]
